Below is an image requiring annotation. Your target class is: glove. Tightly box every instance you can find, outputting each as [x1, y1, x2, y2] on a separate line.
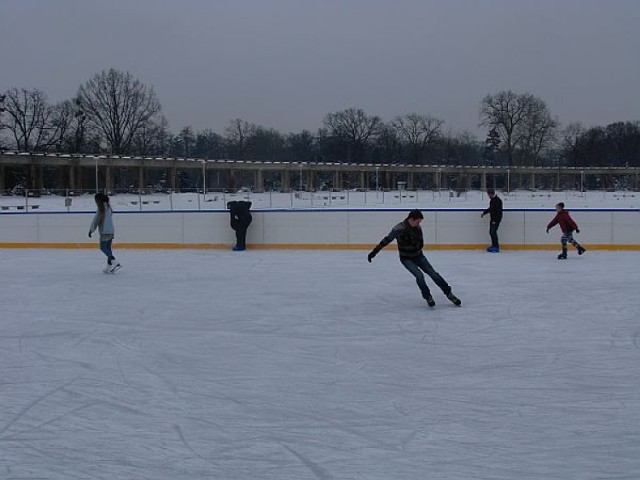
[546, 228, 549, 234]
[88, 231, 92, 238]
[575, 228, 580, 234]
[367, 250, 377, 263]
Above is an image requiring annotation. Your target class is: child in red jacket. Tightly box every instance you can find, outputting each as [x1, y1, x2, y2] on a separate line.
[546, 202, 586, 259]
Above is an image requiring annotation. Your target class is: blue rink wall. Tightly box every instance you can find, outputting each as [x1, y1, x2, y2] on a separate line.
[0, 208, 638, 250]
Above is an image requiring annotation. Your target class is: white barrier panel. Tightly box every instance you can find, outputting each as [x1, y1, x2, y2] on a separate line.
[0, 209, 638, 249]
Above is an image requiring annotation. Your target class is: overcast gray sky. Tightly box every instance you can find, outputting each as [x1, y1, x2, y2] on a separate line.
[1, 0, 638, 136]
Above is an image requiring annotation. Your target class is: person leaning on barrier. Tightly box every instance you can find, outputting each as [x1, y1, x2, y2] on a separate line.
[227, 201, 252, 251]
[481, 188, 503, 252]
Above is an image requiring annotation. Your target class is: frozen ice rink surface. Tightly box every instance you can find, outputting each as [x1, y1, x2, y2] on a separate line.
[1, 248, 639, 479]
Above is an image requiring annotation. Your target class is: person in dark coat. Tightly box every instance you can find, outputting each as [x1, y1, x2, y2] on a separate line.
[227, 201, 252, 251]
[546, 202, 586, 259]
[481, 188, 503, 252]
[367, 209, 461, 307]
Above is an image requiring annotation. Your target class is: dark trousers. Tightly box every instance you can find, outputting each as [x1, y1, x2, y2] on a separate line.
[400, 253, 451, 298]
[234, 225, 248, 249]
[489, 222, 500, 249]
[231, 218, 250, 249]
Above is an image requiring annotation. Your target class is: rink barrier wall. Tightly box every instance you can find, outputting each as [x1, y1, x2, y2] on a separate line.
[0, 208, 639, 250]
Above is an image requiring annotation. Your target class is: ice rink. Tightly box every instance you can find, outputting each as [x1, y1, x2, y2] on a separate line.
[1, 248, 639, 479]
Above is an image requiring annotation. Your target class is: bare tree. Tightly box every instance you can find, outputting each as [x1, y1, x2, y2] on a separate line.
[169, 126, 198, 158]
[0, 94, 6, 149]
[225, 118, 257, 159]
[246, 127, 285, 160]
[131, 116, 170, 156]
[194, 129, 225, 159]
[560, 122, 585, 167]
[519, 104, 558, 165]
[0, 88, 58, 151]
[372, 124, 402, 164]
[285, 130, 317, 162]
[391, 113, 444, 163]
[480, 90, 556, 166]
[47, 99, 83, 152]
[77, 69, 162, 155]
[324, 108, 383, 162]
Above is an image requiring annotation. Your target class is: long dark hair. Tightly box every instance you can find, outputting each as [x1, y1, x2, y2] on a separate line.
[94, 193, 110, 213]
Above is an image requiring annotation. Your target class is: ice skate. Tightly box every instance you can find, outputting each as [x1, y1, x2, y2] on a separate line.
[446, 292, 461, 306]
[108, 262, 121, 273]
[557, 252, 567, 260]
[106, 258, 122, 273]
[577, 246, 586, 255]
[424, 293, 435, 307]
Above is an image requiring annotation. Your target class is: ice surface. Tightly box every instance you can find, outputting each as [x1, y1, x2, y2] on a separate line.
[1, 248, 639, 479]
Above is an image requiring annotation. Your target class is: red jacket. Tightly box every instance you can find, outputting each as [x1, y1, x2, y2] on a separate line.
[547, 210, 578, 234]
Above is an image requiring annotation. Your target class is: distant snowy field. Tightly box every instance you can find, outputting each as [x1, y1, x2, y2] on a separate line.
[1, 189, 639, 212]
[1, 249, 638, 479]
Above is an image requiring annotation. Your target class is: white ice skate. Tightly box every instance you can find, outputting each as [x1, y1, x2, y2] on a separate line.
[108, 262, 122, 273]
[103, 259, 122, 274]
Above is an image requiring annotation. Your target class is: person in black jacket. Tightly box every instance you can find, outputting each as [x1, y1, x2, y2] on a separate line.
[227, 201, 252, 251]
[367, 209, 461, 307]
[481, 188, 503, 252]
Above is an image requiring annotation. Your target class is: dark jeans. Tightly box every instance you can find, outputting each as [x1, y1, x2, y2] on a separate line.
[231, 214, 251, 249]
[489, 222, 500, 249]
[99, 239, 114, 261]
[400, 253, 451, 298]
[234, 225, 248, 249]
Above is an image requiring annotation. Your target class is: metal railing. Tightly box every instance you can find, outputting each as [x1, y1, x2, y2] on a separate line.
[0, 188, 638, 212]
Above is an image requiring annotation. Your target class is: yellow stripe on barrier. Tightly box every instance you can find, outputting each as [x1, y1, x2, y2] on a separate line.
[0, 243, 639, 250]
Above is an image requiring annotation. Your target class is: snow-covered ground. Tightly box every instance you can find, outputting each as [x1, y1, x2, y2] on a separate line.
[1, 249, 638, 479]
[2, 189, 639, 212]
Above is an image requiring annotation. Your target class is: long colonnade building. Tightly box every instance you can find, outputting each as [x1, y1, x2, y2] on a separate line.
[1, 151, 639, 194]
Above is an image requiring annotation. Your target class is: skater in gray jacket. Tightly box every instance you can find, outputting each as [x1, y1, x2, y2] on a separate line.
[89, 193, 121, 273]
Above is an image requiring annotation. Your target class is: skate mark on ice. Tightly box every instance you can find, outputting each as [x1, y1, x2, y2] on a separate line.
[400, 428, 420, 451]
[325, 362, 369, 387]
[35, 352, 96, 371]
[175, 424, 216, 466]
[251, 341, 335, 367]
[7, 438, 91, 468]
[143, 365, 179, 395]
[632, 329, 640, 351]
[116, 353, 133, 388]
[107, 334, 138, 351]
[300, 411, 403, 453]
[393, 401, 409, 416]
[281, 443, 334, 480]
[183, 385, 245, 406]
[0, 376, 79, 436]
[71, 327, 99, 348]
[15, 330, 82, 355]
[6, 401, 103, 439]
[1, 331, 80, 341]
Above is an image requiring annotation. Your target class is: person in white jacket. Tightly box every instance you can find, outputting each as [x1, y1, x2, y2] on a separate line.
[88, 193, 121, 273]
